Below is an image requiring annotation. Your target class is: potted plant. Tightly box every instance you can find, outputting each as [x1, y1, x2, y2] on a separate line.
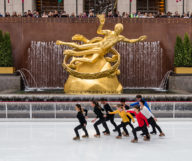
[0, 30, 14, 74]
[174, 33, 192, 74]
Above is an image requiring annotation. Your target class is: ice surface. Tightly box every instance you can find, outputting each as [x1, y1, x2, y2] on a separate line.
[0, 120, 191, 161]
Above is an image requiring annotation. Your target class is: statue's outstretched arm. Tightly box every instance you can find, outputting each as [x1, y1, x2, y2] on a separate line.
[122, 35, 147, 43]
[97, 14, 110, 35]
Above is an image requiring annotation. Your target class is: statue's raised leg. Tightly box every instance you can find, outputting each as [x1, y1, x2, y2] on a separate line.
[64, 48, 101, 57]
[71, 54, 99, 65]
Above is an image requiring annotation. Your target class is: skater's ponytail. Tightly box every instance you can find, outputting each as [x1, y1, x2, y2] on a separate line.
[92, 100, 102, 110]
[76, 104, 83, 113]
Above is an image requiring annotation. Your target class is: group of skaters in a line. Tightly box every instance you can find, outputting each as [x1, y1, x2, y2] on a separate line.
[73, 95, 165, 143]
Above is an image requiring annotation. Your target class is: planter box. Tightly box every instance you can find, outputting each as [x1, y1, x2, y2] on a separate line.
[174, 67, 192, 74]
[0, 67, 15, 74]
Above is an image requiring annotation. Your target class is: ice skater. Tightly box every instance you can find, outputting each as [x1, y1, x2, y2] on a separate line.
[109, 104, 135, 139]
[100, 98, 117, 132]
[128, 105, 150, 143]
[139, 100, 165, 136]
[130, 95, 156, 134]
[91, 101, 110, 137]
[120, 98, 135, 131]
[130, 95, 151, 112]
[73, 104, 89, 140]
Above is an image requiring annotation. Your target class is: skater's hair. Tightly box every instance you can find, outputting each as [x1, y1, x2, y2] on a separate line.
[76, 104, 84, 113]
[136, 95, 142, 99]
[100, 98, 107, 102]
[139, 100, 145, 105]
[116, 104, 123, 109]
[120, 98, 126, 103]
[92, 100, 102, 110]
[134, 105, 140, 111]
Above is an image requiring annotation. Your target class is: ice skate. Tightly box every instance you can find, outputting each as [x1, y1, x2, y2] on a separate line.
[131, 139, 138, 143]
[143, 135, 150, 141]
[82, 135, 89, 138]
[116, 136, 122, 139]
[123, 134, 129, 137]
[159, 132, 165, 137]
[102, 131, 106, 134]
[94, 134, 101, 138]
[104, 132, 110, 136]
[122, 131, 126, 136]
[150, 131, 157, 135]
[73, 136, 80, 140]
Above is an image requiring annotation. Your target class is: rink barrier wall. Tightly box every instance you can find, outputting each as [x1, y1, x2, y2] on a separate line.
[0, 101, 192, 119]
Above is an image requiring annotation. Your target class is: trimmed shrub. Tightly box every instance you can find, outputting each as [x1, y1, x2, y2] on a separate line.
[0, 30, 13, 67]
[174, 33, 192, 67]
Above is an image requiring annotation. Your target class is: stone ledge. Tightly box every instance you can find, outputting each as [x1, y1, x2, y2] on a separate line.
[169, 76, 192, 93]
[0, 75, 21, 92]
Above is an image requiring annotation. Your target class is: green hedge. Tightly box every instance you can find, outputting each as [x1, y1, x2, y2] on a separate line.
[0, 30, 13, 67]
[174, 33, 192, 67]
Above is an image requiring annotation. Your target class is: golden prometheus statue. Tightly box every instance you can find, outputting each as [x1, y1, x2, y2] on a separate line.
[56, 14, 147, 94]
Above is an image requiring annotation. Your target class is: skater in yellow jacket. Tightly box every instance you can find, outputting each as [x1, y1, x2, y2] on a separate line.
[109, 104, 135, 139]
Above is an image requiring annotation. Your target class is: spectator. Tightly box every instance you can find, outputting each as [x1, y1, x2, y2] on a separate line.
[27, 10, 33, 17]
[0, 13, 3, 17]
[5, 12, 10, 17]
[53, 10, 59, 17]
[183, 13, 189, 18]
[70, 12, 75, 18]
[61, 11, 68, 17]
[42, 12, 48, 18]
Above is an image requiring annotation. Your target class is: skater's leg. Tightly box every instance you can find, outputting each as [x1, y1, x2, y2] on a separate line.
[128, 122, 135, 130]
[116, 122, 124, 136]
[94, 119, 102, 135]
[142, 125, 150, 139]
[102, 119, 110, 134]
[132, 126, 142, 140]
[110, 116, 117, 129]
[148, 117, 157, 134]
[82, 126, 89, 136]
[122, 122, 129, 135]
[74, 125, 82, 137]
[151, 118, 163, 133]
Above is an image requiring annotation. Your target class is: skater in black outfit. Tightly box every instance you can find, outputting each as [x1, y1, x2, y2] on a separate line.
[73, 104, 89, 140]
[100, 98, 117, 132]
[120, 98, 134, 131]
[139, 100, 165, 137]
[91, 101, 110, 137]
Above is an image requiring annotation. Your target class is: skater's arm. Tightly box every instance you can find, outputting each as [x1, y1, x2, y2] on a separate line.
[141, 114, 149, 126]
[83, 109, 88, 116]
[128, 110, 136, 115]
[126, 112, 135, 123]
[130, 102, 139, 107]
[109, 110, 118, 115]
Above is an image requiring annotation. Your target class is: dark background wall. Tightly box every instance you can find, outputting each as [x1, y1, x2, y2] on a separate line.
[0, 17, 190, 70]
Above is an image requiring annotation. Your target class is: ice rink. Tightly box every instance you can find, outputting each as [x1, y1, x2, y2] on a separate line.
[0, 120, 191, 161]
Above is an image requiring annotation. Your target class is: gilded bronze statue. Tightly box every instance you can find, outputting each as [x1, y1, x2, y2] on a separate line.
[56, 14, 147, 94]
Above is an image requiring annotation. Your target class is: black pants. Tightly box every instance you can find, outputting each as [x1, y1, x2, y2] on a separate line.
[74, 124, 88, 137]
[117, 122, 129, 136]
[127, 116, 134, 130]
[132, 124, 149, 140]
[105, 115, 117, 129]
[148, 117, 162, 133]
[94, 118, 110, 135]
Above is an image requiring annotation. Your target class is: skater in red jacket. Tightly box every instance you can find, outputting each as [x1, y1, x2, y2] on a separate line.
[128, 105, 150, 143]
